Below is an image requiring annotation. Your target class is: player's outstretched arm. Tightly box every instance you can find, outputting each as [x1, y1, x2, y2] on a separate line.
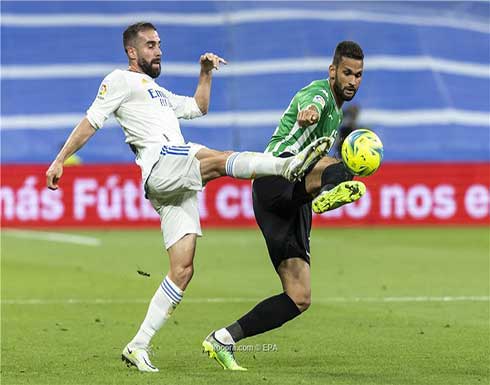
[46, 117, 96, 190]
[194, 52, 227, 114]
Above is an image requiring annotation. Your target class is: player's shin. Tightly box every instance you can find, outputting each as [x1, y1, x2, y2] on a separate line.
[225, 152, 287, 179]
[128, 275, 183, 349]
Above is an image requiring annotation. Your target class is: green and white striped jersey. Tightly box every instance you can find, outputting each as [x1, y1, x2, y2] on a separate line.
[265, 79, 343, 156]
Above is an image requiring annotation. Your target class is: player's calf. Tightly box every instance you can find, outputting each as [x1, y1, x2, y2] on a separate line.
[198, 137, 329, 185]
[197, 149, 233, 184]
[278, 258, 312, 312]
[198, 148, 292, 184]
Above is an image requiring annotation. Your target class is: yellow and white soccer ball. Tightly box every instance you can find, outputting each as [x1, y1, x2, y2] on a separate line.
[341, 129, 384, 176]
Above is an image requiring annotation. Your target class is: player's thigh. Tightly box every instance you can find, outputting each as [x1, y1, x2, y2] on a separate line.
[253, 180, 313, 272]
[195, 147, 233, 184]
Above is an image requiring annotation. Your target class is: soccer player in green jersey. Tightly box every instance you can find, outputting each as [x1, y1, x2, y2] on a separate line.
[203, 41, 366, 370]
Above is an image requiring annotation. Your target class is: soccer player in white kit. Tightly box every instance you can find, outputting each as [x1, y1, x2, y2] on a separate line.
[45, 22, 329, 372]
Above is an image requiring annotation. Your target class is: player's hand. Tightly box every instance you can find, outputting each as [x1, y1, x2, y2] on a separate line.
[297, 107, 320, 127]
[46, 160, 63, 190]
[200, 52, 227, 73]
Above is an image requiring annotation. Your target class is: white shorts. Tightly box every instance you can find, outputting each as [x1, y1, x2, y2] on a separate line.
[146, 143, 205, 249]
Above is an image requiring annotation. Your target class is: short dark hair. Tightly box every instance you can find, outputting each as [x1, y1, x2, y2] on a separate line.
[333, 41, 364, 66]
[123, 22, 157, 53]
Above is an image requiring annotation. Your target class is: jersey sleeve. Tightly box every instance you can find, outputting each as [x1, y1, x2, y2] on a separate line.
[162, 88, 203, 120]
[86, 70, 130, 130]
[296, 83, 331, 115]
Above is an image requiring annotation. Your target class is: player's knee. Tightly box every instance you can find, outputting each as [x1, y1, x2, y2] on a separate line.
[288, 289, 311, 312]
[173, 263, 194, 286]
[296, 294, 311, 312]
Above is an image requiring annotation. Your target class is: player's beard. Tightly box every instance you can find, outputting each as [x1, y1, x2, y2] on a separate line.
[139, 57, 161, 78]
[334, 74, 357, 101]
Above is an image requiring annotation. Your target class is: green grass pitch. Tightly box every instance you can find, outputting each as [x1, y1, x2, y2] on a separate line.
[1, 227, 489, 385]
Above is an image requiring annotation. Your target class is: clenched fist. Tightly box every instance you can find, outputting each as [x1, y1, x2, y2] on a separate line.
[297, 106, 320, 127]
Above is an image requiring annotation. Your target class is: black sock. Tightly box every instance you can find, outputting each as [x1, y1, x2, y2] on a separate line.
[227, 293, 301, 342]
[225, 321, 244, 342]
[320, 162, 353, 192]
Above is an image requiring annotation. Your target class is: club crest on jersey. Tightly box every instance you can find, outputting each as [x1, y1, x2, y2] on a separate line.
[148, 88, 170, 107]
[313, 95, 326, 108]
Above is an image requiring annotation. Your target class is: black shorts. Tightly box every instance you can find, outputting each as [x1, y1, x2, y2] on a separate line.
[252, 173, 313, 271]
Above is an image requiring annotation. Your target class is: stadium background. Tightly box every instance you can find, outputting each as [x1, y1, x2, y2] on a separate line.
[1, 1, 489, 226]
[1, 3, 489, 385]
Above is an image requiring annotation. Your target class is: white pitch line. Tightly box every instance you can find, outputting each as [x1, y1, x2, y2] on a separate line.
[2, 296, 488, 305]
[2, 229, 101, 246]
[323, 296, 490, 303]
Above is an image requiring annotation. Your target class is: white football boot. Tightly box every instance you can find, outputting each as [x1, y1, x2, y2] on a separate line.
[121, 344, 159, 372]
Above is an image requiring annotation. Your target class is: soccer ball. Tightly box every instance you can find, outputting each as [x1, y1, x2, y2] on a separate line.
[341, 129, 384, 176]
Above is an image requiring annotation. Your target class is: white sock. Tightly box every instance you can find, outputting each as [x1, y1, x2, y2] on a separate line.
[215, 328, 235, 345]
[129, 275, 183, 350]
[225, 152, 288, 179]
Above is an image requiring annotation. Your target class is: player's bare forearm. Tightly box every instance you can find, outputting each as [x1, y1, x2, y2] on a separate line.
[297, 105, 320, 127]
[45, 117, 95, 190]
[194, 70, 212, 115]
[54, 117, 95, 163]
[194, 52, 227, 115]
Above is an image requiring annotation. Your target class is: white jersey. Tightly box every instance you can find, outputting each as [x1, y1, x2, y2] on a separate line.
[86, 69, 203, 183]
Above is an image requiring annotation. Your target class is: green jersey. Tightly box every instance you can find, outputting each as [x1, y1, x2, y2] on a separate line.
[265, 79, 343, 156]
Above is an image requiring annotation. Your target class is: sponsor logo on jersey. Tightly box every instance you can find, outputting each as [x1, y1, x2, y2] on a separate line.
[147, 88, 170, 107]
[313, 95, 326, 109]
